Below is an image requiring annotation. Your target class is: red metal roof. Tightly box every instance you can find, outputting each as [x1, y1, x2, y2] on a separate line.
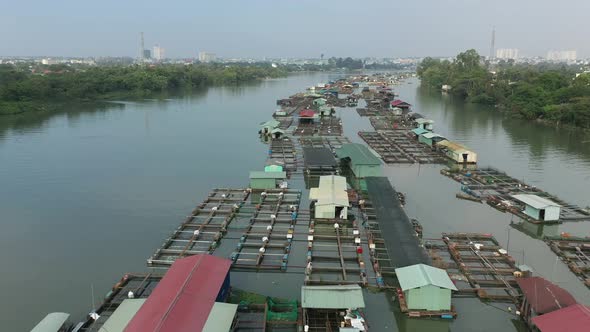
[516, 277, 577, 314]
[124, 255, 232, 332]
[391, 99, 410, 107]
[533, 304, 590, 332]
[299, 110, 316, 118]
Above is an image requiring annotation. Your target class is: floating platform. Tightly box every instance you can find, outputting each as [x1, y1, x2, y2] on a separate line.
[230, 190, 303, 270]
[442, 167, 590, 221]
[425, 233, 522, 302]
[546, 237, 590, 288]
[359, 131, 446, 164]
[74, 273, 164, 332]
[147, 189, 250, 267]
[269, 137, 298, 172]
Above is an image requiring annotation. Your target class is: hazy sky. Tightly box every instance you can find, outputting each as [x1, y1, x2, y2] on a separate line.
[1, 0, 588, 58]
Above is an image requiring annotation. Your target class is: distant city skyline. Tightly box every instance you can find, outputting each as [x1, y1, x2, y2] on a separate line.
[1, 0, 589, 58]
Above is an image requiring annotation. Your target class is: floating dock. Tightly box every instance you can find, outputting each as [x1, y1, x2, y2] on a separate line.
[442, 167, 590, 221]
[425, 233, 522, 302]
[546, 237, 590, 288]
[359, 131, 446, 164]
[230, 190, 303, 270]
[147, 189, 250, 267]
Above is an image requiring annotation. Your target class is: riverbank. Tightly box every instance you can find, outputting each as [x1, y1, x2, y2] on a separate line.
[0, 63, 287, 115]
[417, 49, 590, 129]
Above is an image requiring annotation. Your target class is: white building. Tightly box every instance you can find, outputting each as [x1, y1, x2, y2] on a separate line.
[198, 52, 216, 63]
[496, 48, 519, 60]
[153, 45, 165, 61]
[546, 50, 577, 62]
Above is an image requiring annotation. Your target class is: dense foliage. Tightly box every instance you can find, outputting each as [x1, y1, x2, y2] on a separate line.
[0, 63, 286, 115]
[417, 50, 590, 128]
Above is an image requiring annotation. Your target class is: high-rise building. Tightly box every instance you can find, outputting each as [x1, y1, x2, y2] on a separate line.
[496, 48, 519, 60]
[143, 50, 151, 59]
[546, 50, 577, 62]
[153, 45, 165, 61]
[198, 52, 216, 63]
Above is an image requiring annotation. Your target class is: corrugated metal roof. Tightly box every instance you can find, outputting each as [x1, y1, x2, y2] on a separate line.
[421, 132, 443, 139]
[31, 312, 70, 332]
[260, 119, 280, 128]
[436, 140, 475, 153]
[301, 285, 365, 309]
[309, 175, 349, 207]
[249, 171, 286, 179]
[264, 165, 283, 172]
[512, 194, 561, 209]
[336, 143, 381, 166]
[415, 118, 434, 124]
[532, 304, 590, 332]
[411, 128, 428, 135]
[99, 299, 146, 332]
[202, 302, 238, 332]
[124, 255, 232, 332]
[516, 277, 577, 314]
[395, 264, 458, 291]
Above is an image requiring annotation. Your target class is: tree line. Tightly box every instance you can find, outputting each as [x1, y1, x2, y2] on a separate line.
[0, 63, 287, 115]
[417, 49, 590, 128]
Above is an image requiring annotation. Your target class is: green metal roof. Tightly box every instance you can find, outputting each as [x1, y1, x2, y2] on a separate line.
[411, 128, 429, 136]
[264, 165, 284, 172]
[202, 302, 238, 332]
[301, 285, 365, 309]
[99, 299, 146, 332]
[336, 143, 381, 166]
[395, 264, 458, 291]
[249, 171, 286, 179]
[31, 312, 70, 332]
[260, 119, 280, 128]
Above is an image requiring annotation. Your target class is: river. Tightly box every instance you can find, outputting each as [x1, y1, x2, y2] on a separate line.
[1, 73, 589, 331]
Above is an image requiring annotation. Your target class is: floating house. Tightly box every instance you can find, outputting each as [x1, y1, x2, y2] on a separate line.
[512, 194, 561, 222]
[249, 171, 286, 190]
[312, 98, 327, 107]
[30, 312, 71, 332]
[260, 119, 280, 135]
[516, 277, 577, 327]
[415, 118, 434, 131]
[418, 132, 446, 147]
[395, 264, 457, 311]
[335, 143, 382, 178]
[309, 175, 349, 219]
[299, 109, 318, 124]
[319, 105, 335, 117]
[125, 255, 234, 332]
[411, 128, 429, 137]
[270, 128, 285, 139]
[301, 285, 366, 331]
[532, 304, 590, 332]
[391, 107, 403, 116]
[436, 140, 477, 164]
[391, 99, 411, 111]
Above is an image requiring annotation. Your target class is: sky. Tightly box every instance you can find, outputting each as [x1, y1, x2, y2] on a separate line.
[1, 0, 589, 59]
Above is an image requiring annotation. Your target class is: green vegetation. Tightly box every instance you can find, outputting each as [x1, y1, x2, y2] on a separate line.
[0, 63, 286, 115]
[417, 49, 590, 128]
